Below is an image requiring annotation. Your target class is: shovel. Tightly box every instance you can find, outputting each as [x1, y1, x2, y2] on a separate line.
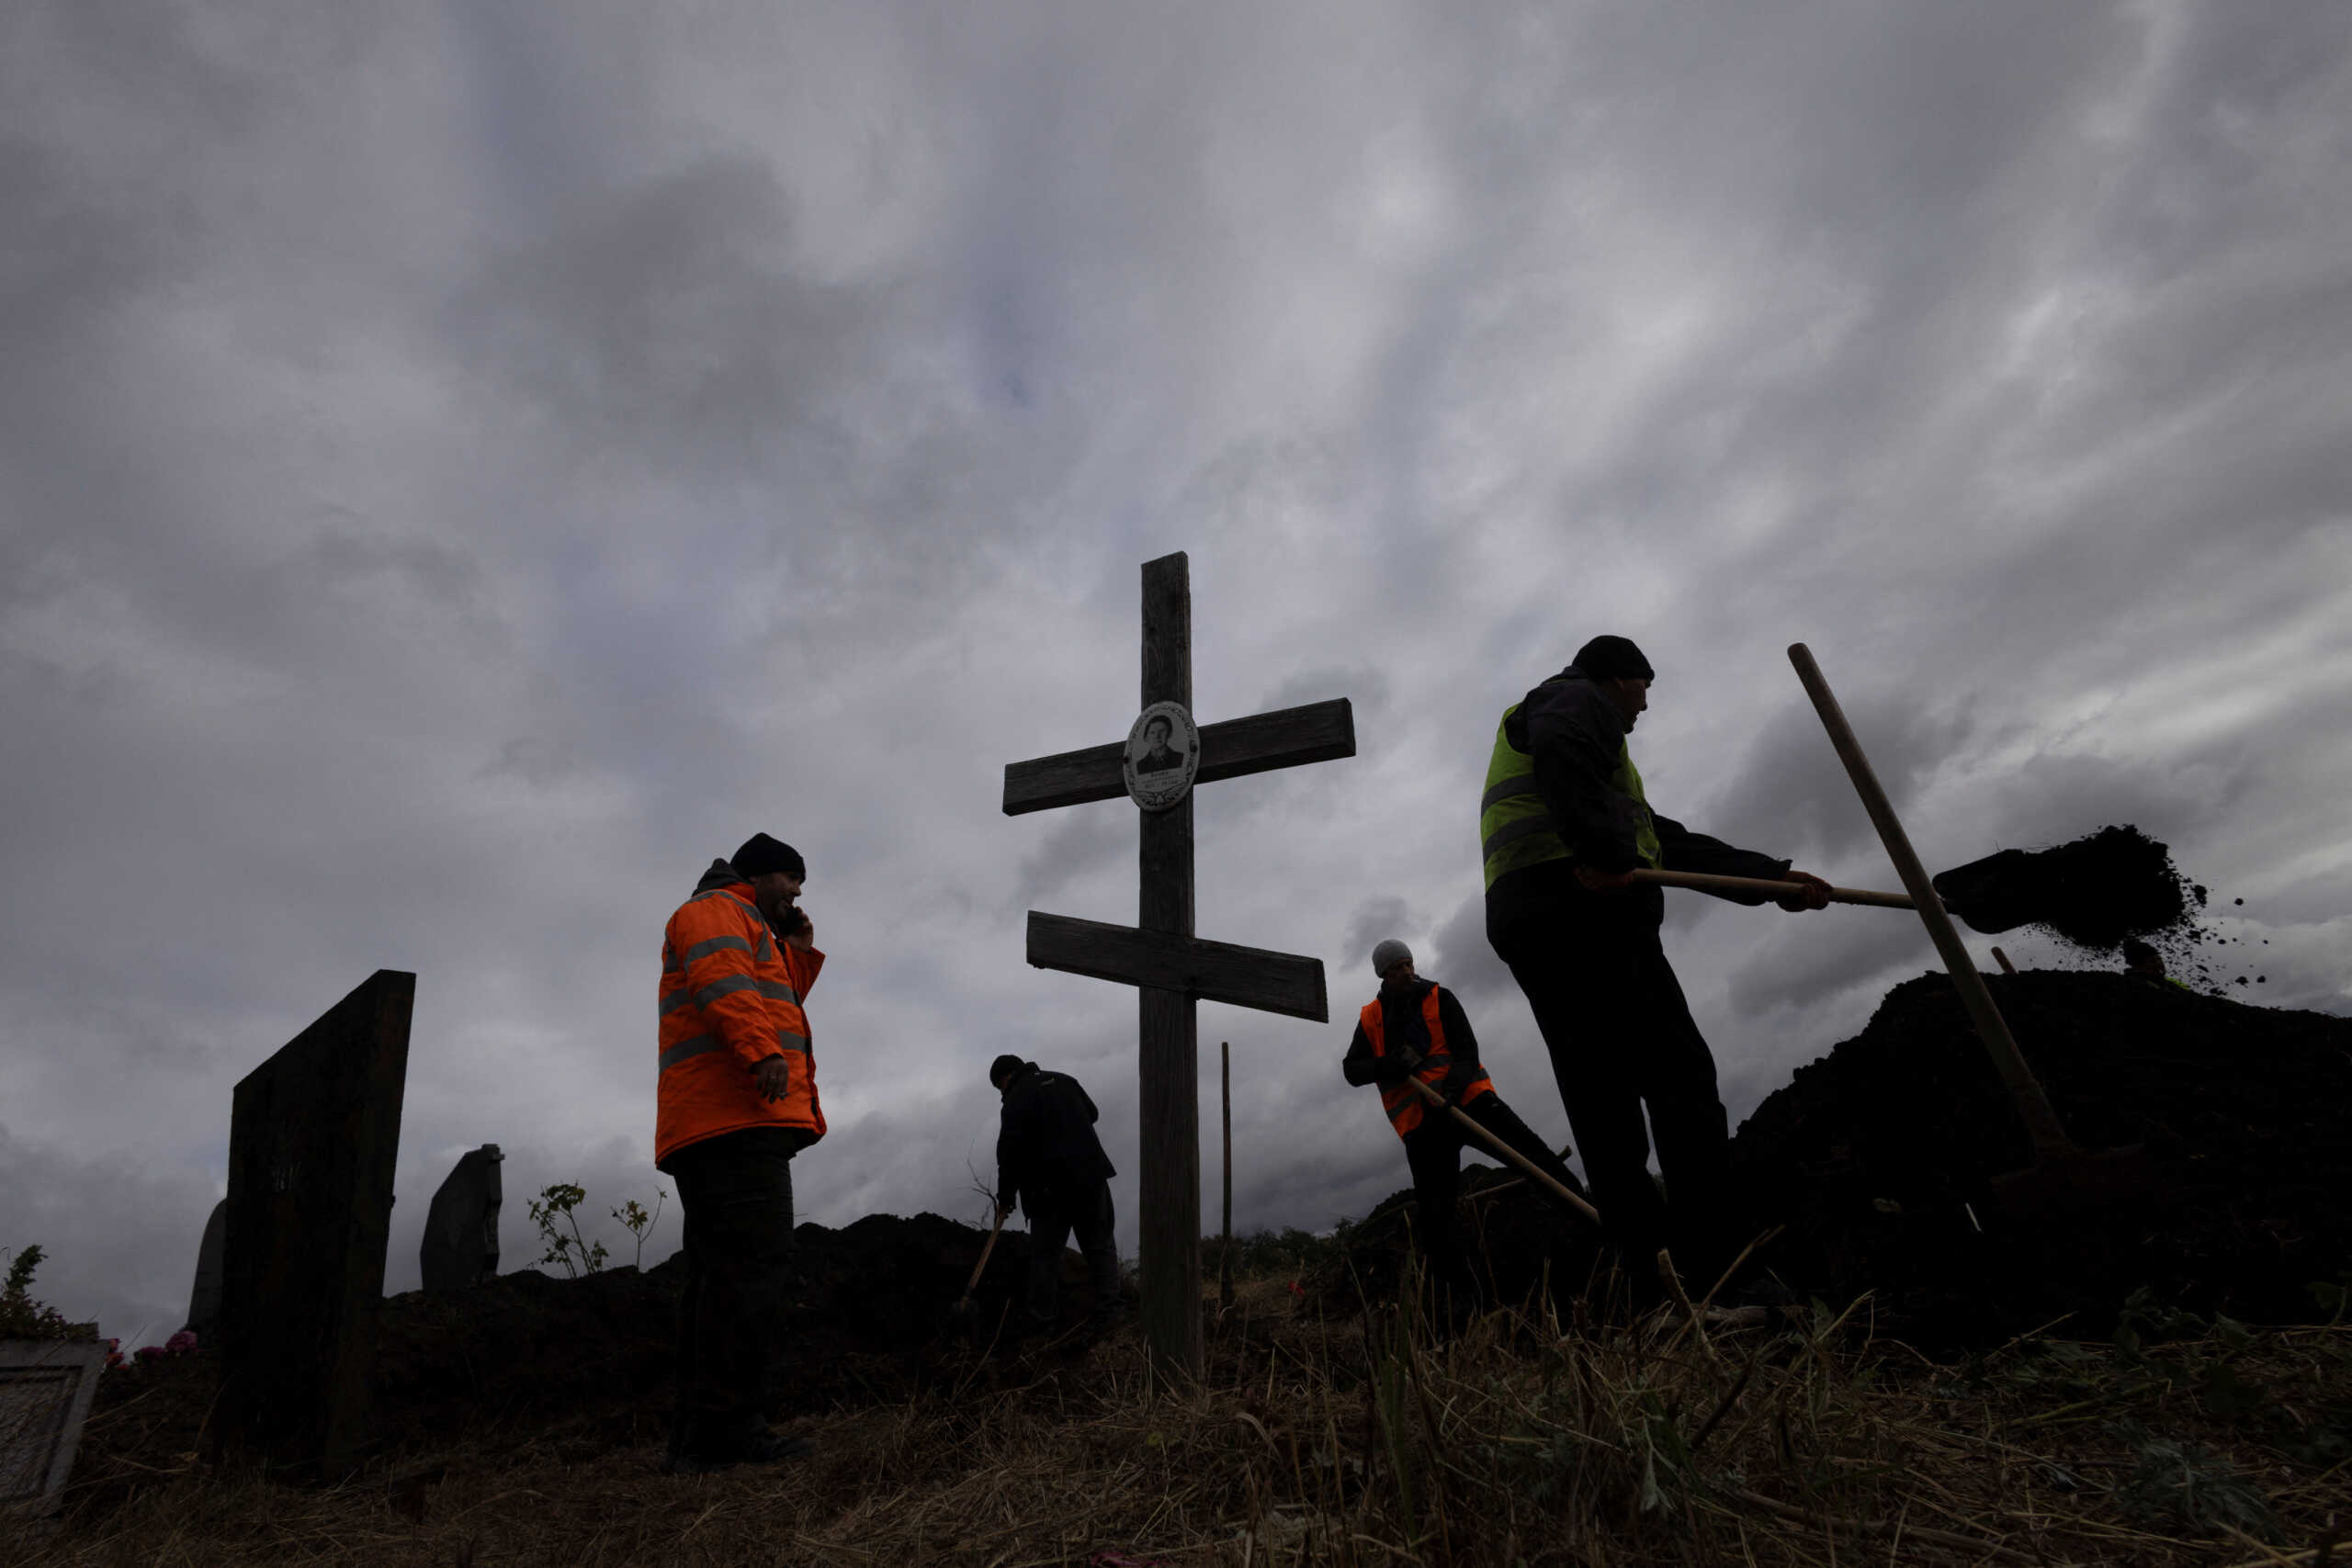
[1784, 643, 2153, 1214]
[1405, 1077, 1602, 1228]
[951, 1207, 1010, 1320]
[1631, 868, 1915, 908]
[1627, 869, 2010, 936]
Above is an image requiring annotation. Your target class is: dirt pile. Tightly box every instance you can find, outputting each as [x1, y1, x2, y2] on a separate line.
[1321, 973, 2352, 1347]
[70, 1209, 1105, 1479]
[366, 1209, 1116, 1452]
[1728, 970, 2352, 1344]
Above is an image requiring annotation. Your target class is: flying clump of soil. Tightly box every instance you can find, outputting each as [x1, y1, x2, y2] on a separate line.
[1931, 823, 2205, 952]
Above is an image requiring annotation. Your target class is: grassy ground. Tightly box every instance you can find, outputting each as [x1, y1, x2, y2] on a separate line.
[20, 1273, 2352, 1566]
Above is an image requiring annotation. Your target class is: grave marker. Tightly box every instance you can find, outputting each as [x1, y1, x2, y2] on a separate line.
[0, 1338, 107, 1520]
[214, 970, 413, 1477]
[184, 1198, 226, 1338]
[1003, 552, 1351, 1376]
[421, 1145, 503, 1292]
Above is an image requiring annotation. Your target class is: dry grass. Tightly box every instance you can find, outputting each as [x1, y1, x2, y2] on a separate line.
[17, 1276, 2352, 1567]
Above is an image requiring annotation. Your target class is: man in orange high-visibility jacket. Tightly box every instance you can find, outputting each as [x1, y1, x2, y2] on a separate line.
[1342, 939, 1587, 1307]
[655, 832, 824, 1474]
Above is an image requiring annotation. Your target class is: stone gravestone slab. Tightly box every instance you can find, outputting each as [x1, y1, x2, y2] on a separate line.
[184, 1198, 226, 1338]
[421, 1145, 503, 1292]
[215, 970, 413, 1477]
[0, 1339, 108, 1519]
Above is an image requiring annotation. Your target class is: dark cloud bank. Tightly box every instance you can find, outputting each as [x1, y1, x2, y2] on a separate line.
[3, 2, 2349, 1337]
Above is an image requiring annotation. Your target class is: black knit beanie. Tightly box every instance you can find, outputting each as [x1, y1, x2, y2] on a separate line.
[989, 1055, 1027, 1089]
[731, 833, 806, 881]
[1572, 635, 1656, 682]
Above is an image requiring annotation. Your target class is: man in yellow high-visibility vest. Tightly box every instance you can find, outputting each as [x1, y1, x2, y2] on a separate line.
[1481, 635, 1830, 1300]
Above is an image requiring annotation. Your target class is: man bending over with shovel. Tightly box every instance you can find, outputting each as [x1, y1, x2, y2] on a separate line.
[1482, 636, 1832, 1304]
[991, 1055, 1123, 1333]
[1344, 940, 1589, 1311]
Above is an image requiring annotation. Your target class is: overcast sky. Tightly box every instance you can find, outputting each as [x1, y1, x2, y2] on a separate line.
[6, 1, 2349, 1342]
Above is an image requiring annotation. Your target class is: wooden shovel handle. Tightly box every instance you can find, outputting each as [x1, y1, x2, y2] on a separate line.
[1629, 868, 1916, 908]
[1406, 1077, 1602, 1227]
[1786, 643, 2077, 1159]
[962, 1209, 1008, 1300]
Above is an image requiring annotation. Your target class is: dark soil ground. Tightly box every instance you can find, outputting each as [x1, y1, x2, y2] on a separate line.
[59, 1209, 1114, 1498]
[58, 959, 2349, 1516]
[368, 1207, 1109, 1453]
[1732, 970, 2352, 1343]
[1325, 972, 2352, 1350]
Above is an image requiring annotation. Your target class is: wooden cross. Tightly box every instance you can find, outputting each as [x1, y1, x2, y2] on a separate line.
[1003, 551, 1353, 1376]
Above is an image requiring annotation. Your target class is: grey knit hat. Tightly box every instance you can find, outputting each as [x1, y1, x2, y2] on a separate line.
[1370, 940, 1414, 977]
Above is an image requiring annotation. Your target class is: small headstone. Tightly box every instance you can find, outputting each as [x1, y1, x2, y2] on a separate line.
[421, 1145, 503, 1292]
[0, 1338, 108, 1519]
[185, 1199, 227, 1338]
[215, 969, 413, 1477]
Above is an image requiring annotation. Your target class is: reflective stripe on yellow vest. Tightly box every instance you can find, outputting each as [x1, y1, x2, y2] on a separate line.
[1360, 987, 1493, 1140]
[1479, 705, 1662, 891]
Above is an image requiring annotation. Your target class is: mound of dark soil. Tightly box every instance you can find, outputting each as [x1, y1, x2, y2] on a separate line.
[71, 1210, 1110, 1485]
[1318, 972, 2352, 1349]
[366, 1210, 1113, 1452]
[1729, 970, 2352, 1345]
[1933, 824, 2204, 951]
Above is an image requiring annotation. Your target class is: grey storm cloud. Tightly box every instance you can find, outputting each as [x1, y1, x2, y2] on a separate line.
[1340, 895, 1418, 977]
[1010, 804, 1129, 911]
[454, 155, 868, 476]
[1425, 892, 1513, 1014]
[1702, 692, 1981, 871]
[4, 0, 2350, 1338]
[1261, 666, 1392, 726]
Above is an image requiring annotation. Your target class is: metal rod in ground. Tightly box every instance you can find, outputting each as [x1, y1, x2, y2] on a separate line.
[1992, 945, 2017, 975]
[1785, 642, 2077, 1160]
[1406, 1077, 1601, 1227]
[1219, 1040, 1234, 1312]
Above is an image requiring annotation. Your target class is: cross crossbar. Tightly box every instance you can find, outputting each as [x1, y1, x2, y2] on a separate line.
[1026, 912, 1329, 1021]
[1002, 699, 1354, 816]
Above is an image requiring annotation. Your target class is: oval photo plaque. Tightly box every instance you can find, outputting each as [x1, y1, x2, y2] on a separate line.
[1123, 701, 1201, 811]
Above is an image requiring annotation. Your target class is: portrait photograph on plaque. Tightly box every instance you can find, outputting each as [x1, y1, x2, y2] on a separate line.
[1121, 701, 1200, 810]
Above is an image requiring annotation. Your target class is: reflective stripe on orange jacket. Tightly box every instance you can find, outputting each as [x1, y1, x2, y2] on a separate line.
[655, 863, 826, 1166]
[1358, 987, 1493, 1139]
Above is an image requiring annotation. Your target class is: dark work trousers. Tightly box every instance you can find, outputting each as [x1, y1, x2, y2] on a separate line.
[1498, 908, 1736, 1292]
[1400, 1091, 1585, 1306]
[1023, 1179, 1121, 1325]
[663, 1128, 797, 1454]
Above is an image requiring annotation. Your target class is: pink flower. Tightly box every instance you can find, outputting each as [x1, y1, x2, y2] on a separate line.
[164, 1331, 198, 1354]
